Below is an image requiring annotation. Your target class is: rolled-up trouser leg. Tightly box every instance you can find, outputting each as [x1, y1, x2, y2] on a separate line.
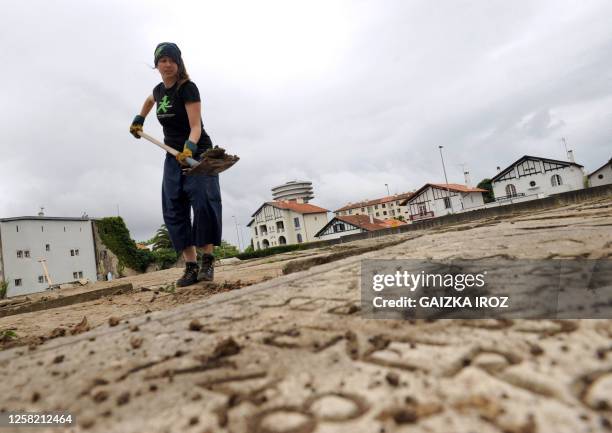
[162, 155, 193, 253]
[185, 173, 222, 247]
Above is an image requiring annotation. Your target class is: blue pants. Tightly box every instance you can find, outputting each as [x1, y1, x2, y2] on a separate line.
[162, 154, 222, 252]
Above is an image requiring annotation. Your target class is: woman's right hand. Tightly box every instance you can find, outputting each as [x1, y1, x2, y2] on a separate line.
[129, 115, 145, 138]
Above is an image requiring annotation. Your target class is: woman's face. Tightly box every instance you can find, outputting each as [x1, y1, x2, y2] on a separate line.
[157, 56, 178, 79]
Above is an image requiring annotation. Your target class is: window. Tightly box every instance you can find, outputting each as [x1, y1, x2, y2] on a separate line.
[551, 174, 563, 187]
[382, 204, 386, 208]
[529, 181, 536, 187]
[41, 226, 44, 232]
[383, 211, 387, 215]
[254, 227, 258, 236]
[78, 271, 83, 278]
[16, 225, 19, 232]
[38, 275, 48, 283]
[24, 250, 30, 258]
[75, 249, 80, 256]
[348, 209, 353, 214]
[17, 250, 23, 258]
[376, 212, 380, 217]
[443, 197, 451, 209]
[70, 249, 75, 256]
[599, 174, 604, 179]
[374, 205, 378, 209]
[361, 207, 365, 212]
[294, 217, 300, 228]
[297, 233, 303, 243]
[505, 184, 517, 197]
[391, 210, 396, 216]
[15, 279, 22, 286]
[46, 244, 50, 251]
[73, 272, 79, 279]
[418, 204, 428, 215]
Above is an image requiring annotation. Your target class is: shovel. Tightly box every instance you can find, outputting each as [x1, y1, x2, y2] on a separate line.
[138, 131, 239, 175]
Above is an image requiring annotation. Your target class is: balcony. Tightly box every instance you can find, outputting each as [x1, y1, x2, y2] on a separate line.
[410, 211, 434, 221]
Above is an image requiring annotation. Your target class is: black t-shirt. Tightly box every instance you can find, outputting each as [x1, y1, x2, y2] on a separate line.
[152, 80, 212, 155]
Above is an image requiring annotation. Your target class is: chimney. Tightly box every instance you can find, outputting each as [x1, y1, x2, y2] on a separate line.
[464, 169, 471, 187]
[567, 149, 575, 163]
[496, 166, 501, 173]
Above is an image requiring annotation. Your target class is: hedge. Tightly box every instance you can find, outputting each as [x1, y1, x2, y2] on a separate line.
[236, 243, 313, 260]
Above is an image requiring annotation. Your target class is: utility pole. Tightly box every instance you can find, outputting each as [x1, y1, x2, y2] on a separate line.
[232, 216, 242, 251]
[439, 145, 454, 213]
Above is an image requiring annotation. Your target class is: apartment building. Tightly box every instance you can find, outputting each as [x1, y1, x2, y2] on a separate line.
[0, 216, 97, 297]
[334, 192, 414, 221]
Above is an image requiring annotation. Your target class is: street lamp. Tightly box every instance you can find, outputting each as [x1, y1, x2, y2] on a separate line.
[385, 183, 390, 196]
[438, 146, 453, 213]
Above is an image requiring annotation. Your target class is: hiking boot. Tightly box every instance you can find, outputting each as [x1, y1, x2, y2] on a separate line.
[176, 262, 199, 287]
[198, 253, 215, 282]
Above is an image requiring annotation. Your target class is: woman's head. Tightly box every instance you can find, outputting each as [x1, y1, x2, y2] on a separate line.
[154, 42, 190, 84]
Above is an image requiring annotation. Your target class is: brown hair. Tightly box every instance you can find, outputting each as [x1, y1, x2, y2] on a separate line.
[177, 62, 190, 88]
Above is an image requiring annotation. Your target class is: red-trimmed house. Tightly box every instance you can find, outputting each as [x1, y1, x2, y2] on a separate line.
[400, 183, 487, 221]
[247, 200, 329, 250]
[314, 215, 406, 241]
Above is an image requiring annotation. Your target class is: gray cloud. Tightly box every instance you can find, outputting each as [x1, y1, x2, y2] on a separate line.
[1, 0, 611, 247]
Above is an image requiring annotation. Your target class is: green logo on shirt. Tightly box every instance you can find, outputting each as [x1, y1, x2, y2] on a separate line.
[157, 95, 172, 114]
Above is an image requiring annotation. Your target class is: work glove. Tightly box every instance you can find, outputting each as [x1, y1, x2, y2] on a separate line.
[176, 139, 198, 166]
[129, 115, 145, 138]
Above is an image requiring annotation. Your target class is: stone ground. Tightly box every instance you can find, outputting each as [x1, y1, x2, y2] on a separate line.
[0, 196, 611, 433]
[0, 237, 402, 351]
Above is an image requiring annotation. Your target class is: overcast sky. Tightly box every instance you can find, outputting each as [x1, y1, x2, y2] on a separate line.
[1, 0, 611, 248]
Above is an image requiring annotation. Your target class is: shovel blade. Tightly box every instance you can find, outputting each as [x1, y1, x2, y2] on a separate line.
[184, 156, 240, 176]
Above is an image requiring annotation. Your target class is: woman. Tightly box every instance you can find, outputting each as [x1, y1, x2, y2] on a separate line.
[130, 42, 221, 287]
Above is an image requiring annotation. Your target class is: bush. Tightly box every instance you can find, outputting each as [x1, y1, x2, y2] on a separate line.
[151, 248, 178, 270]
[96, 217, 153, 272]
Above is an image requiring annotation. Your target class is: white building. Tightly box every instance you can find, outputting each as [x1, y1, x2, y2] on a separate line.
[0, 216, 97, 297]
[491, 155, 585, 202]
[248, 200, 329, 250]
[588, 158, 612, 187]
[314, 215, 405, 241]
[334, 192, 414, 221]
[401, 184, 486, 221]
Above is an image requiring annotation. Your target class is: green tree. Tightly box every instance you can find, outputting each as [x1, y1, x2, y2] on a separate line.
[477, 178, 495, 203]
[151, 224, 173, 251]
[213, 240, 240, 259]
[0, 279, 8, 299]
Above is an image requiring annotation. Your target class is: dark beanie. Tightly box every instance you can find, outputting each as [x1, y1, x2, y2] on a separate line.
[154, 42, 182, 66]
